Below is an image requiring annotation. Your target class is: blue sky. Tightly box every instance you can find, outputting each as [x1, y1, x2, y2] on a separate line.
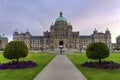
[0, 0, 120, 43]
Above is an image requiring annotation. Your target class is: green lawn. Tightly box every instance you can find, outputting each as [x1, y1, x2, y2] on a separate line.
[68, 52, 120, 80]
[0, 52, 55, 80]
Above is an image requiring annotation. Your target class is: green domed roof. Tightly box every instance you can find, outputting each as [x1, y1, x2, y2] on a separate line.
[68, 22, 72, 27]
[94, 28, 97, 32]
[26, 28, 29, 32]
[55, 12, 67, 22]
[0, 33, 7, 39]
[105, 28, 109, 32]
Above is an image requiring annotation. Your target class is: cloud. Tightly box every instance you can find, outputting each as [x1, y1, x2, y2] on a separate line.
[0, 0, 120, 43]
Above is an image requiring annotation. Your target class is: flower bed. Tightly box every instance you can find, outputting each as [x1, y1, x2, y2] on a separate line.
[0, 60, 37, 69]
[81, 61, 120, 70]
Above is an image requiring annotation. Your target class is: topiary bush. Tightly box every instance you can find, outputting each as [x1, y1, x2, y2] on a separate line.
[86, 42, 110, 63]
[3, 41, 28, 62]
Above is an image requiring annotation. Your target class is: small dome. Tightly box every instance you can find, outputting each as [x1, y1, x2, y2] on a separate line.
[55, 12, 67, 22]
[105, 28, 110, 32]
[50, 22, 54, 27]
[0, 33, 7, 39]
[68, 22, 72, 27]
[0, 35, 2, 39]
[94, 28, 97, 32]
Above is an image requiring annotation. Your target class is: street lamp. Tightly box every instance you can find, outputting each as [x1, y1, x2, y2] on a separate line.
[59, 45, 63, 54]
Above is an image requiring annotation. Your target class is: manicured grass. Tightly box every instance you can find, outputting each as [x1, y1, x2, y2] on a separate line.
[0, 52, 55, 80]
[68, 52, 120, 80]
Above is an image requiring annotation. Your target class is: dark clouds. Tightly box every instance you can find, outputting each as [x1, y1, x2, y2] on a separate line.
[0, 0, 120, 42]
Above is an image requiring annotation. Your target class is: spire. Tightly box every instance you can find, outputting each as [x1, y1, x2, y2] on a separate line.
[60, 11, 63, 17]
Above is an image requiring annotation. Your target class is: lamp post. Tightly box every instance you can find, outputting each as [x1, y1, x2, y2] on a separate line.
[59, 45, 63, 54]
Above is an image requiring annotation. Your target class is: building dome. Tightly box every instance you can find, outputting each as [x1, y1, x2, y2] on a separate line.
[68, 22, 72, 28]
[94, 28, 97, 32]
[105, 28, 110, 33]
[55, 12, 67, 23]
[93, 28, 97, 34]
[0, 33, 7, 39]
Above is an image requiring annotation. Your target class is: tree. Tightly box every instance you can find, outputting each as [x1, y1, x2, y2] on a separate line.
[3, 41, 28, 62]
[86, 42, 110, 63]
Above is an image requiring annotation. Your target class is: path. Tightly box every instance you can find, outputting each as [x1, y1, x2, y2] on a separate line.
[34, 55, 87, 80]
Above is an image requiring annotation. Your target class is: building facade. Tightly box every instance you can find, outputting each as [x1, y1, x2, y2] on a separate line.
[0, 33, 8, 50]
[13, 12, 111, 51]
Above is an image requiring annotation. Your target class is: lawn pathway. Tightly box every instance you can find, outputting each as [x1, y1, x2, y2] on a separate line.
[34, 55, 87, 80]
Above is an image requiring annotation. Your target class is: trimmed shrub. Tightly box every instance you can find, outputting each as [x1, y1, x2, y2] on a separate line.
[86, 42, 110, 63]
[3, 41, 28, 62]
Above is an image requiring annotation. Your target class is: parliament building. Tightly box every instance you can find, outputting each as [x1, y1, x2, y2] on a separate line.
[13, 12, 111, 51]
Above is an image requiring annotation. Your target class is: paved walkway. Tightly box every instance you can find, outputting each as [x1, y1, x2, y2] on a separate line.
[34, 55, 87, 80]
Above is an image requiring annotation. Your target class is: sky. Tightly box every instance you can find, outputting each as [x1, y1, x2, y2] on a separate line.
[0, 0, 120, 43]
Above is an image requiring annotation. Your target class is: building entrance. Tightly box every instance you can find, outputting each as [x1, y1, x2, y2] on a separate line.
[59, 41, 64, 53]
[59, 41, 63, 46]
